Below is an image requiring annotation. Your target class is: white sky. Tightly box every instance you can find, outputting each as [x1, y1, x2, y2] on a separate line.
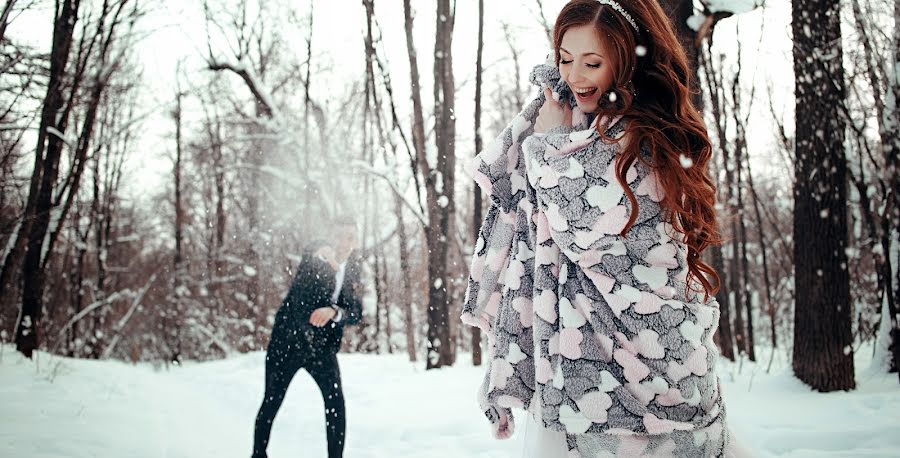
[6, 0, 795, 201]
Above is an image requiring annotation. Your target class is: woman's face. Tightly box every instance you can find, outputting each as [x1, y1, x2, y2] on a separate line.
[558, 24, 616, 114]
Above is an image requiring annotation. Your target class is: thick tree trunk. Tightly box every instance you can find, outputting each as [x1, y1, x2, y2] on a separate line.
[791, 0, 855, 391]
[428, 0, 457, 368]
[403, 0, 454, 369]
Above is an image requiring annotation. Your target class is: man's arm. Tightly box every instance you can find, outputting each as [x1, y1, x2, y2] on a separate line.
[332, 260, 363, 325]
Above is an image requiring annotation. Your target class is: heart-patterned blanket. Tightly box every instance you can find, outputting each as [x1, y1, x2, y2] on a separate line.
[461, 60, 730, 456]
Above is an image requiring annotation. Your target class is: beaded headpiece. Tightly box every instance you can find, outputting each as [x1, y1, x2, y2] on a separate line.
[596, 0, 639, 33]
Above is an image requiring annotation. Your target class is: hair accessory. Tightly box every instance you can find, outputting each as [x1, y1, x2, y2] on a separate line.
[596, 0, 639, 33]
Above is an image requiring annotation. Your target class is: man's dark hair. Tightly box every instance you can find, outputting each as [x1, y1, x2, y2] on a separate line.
[303, 239, 330, 257]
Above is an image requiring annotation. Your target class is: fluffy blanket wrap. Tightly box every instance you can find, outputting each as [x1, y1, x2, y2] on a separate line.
[461, 61, 730, 457]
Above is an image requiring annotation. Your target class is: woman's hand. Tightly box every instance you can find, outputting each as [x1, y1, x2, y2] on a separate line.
[309, 307, 337, 327]
[534, 87, 573, 134]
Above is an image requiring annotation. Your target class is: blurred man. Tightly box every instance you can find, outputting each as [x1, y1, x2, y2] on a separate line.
[252, 218, 362, 458]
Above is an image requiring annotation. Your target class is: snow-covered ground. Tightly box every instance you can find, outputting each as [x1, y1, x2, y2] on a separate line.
[1, 344, 898, 458]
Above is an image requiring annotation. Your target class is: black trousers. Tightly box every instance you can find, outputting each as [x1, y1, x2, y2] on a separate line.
[252, 337, 346, 458]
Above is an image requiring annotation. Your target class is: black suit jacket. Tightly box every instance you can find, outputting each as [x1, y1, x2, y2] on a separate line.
[271, 252, 363, 355]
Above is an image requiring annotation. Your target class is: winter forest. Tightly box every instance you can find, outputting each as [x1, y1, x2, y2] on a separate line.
[1, 0, 899, 456]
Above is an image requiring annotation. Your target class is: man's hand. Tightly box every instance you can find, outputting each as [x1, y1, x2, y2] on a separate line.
[534, 87, 573, 134]
[309, 307, 337, 327]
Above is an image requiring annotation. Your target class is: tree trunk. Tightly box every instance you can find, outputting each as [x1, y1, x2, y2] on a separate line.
[851, 0, 899, 379]
[395, 194, 417, 362]
[427, 0, 457, 369]
[381, 246, 393, 353]
[730, 219, 746, 356]
[659, 0, 700, 99]
[171, 87, 185, 363]
[470, 0, 484, 367]
[14, 0, 82, 358]
[89, 144, 106, 358]
[735, 104, 754, 361]
[887, 0, 900, 378]
[711, 244, 734, 360]
[0, 0, 18, 44]
[373, 245, 383, 353]
[791, 0, 855, 391]
[302, 2, 314, 212]
[402, 0, 453, 369]
[746, 152, 777, 366]
[699, 42, 737, 361]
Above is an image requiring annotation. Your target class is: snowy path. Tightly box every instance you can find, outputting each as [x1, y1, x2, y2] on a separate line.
[1, 345, 898, 457]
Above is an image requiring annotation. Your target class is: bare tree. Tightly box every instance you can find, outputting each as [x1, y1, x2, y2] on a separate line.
[370, 7, 420, 362]
[846, 0, 900, 379]
[529, 0, 553, 46]
[7, 0, 140, 357]
[1, 0, 81, 355]
[168, 76, 187, 363]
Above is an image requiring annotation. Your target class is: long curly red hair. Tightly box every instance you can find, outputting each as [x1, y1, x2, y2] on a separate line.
[553, 0, 722, 299]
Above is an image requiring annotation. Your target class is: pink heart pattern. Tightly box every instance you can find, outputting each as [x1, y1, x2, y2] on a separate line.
[462, 66, 728, 456]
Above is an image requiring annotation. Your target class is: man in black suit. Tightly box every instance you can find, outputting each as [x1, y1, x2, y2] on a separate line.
[252, 219, 363, 458]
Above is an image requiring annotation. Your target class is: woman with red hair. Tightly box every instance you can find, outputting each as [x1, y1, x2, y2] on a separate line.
[462, 0, 746, 456]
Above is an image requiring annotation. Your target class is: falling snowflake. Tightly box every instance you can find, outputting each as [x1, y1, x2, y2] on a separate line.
[635, 45, 647, 57]
[679, 154, 694, 169]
